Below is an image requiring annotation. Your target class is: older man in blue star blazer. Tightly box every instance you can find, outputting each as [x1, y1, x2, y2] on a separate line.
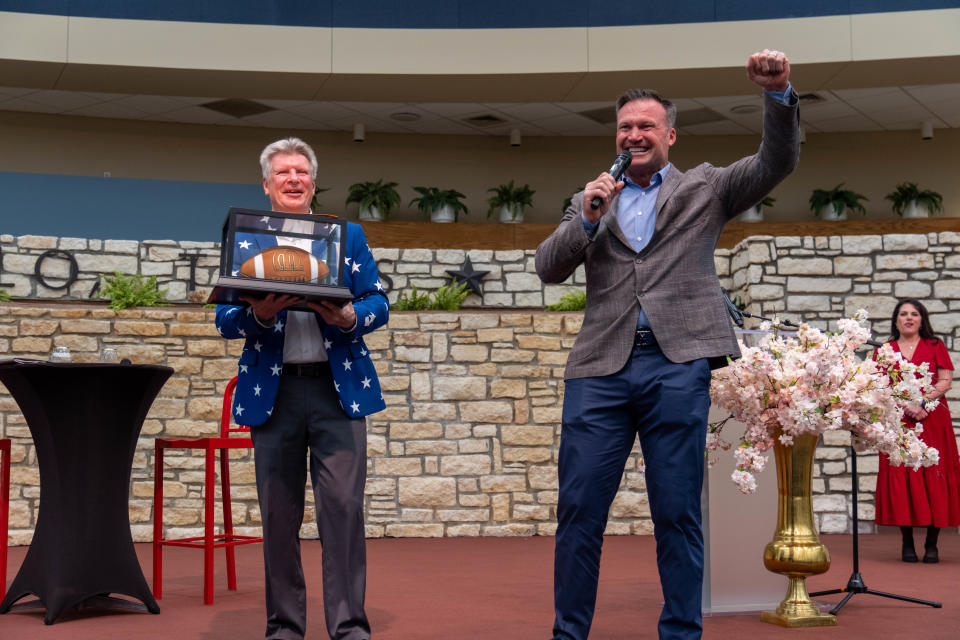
[216, 137, 388, 640]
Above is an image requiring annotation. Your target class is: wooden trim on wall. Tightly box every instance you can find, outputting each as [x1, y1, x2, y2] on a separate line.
[718, 218, 960, 249]
[361, 218, 960, 251]
[361, 222, 558, 250]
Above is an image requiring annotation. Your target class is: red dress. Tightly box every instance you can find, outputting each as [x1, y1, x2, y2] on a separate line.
[875, 339, 960, 527]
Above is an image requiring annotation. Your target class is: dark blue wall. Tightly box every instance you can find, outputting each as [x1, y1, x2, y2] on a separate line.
[0, 172, 267, 241]
[1, 1, 954, 28]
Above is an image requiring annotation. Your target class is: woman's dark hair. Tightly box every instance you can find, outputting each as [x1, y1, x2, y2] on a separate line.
[889, 299, 939, 344]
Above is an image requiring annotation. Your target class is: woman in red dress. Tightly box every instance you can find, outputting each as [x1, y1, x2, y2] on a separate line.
[875, 299, 958, 563]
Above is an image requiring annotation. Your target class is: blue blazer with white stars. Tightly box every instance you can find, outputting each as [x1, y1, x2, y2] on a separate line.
[215, 221, 389, 426]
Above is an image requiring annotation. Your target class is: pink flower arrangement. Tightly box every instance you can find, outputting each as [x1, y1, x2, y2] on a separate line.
[709, 310, 940, 493]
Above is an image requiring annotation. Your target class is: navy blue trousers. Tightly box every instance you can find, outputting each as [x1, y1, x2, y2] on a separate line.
[553, 342, 711, 640]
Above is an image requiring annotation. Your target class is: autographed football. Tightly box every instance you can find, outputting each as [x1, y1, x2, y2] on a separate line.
[240, 246, 329, 283]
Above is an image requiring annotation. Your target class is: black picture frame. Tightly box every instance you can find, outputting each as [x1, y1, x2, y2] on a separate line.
[207, 207, 353, 309]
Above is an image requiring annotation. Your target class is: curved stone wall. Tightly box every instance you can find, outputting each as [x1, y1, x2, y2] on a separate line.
[1, 229, 959, 544]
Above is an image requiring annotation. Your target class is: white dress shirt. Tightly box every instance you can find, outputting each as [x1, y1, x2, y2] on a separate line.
[277, 216, 328, 363]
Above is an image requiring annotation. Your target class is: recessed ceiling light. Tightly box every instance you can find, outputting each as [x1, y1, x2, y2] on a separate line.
[729, 104, 761, 115]
[390, 112, 421, 122]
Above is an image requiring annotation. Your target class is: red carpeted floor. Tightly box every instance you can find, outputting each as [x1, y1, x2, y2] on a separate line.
[2, 532, 958, 638]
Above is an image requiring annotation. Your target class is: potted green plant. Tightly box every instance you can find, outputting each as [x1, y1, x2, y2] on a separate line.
[345, 180, 401, 221]
[885, 182, 943, 219]
[487, 180, 535, 223]
[809, 183, 868, 221]
[739, 196, 775, 222]
[410, 186, 469, 223]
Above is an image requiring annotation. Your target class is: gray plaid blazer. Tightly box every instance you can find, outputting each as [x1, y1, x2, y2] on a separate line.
[536, 93, 800, 380]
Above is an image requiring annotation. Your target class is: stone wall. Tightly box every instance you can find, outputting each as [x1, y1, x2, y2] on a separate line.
[0, 305, 648, 545]
[0, 235, 221, 302]
[2, 230, 959, 542]
[0, 234, 583, 308]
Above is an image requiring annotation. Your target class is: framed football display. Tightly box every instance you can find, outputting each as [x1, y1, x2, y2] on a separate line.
[207, 208, 353, 308]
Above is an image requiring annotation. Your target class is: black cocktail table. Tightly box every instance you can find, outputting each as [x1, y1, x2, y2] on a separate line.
[0, 360, 172, 624]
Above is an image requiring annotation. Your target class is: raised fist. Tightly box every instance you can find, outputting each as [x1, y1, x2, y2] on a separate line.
[746, 49, 790, 92]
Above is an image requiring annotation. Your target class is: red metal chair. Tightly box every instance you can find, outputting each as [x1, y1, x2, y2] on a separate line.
[1, 438, 10, 601]
[152, 376, 261, 604]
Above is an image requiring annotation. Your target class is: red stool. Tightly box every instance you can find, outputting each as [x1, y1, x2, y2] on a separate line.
[1, 438, 10, 601]
[152, 377, 261, 604]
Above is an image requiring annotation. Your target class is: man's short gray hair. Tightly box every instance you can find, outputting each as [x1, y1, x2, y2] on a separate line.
[259, 137, 318, 180]
[615, 89, 677, 129]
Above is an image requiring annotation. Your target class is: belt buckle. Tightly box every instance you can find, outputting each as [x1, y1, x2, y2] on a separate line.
[288, 363, 310, 376]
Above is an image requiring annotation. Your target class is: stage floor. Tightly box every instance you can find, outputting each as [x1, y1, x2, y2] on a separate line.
[2, 531, 958, 638]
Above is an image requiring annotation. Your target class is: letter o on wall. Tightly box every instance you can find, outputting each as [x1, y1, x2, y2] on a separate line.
[34, 249, 79, 290]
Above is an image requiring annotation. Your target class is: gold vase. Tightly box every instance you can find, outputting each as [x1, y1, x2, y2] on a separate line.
[760, 431, 837, 627]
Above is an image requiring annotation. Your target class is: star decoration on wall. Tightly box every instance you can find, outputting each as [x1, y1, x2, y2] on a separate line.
[446, 256, 490, 298]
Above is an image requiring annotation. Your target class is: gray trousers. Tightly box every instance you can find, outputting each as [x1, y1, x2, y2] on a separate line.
[251, 373, 370, 640]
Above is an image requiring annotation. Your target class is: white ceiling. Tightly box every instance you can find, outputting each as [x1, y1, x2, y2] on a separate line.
[1, 83, 958, 137]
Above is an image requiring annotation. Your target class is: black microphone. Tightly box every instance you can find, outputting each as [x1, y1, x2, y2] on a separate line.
[720, 288, 745, 328]
[590, 150, 633, 210]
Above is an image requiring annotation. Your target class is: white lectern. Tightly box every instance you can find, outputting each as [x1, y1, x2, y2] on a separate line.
[702, 329, 787, 614]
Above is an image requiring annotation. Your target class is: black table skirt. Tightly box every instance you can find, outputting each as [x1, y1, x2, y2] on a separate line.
[0, 360, 172, 624]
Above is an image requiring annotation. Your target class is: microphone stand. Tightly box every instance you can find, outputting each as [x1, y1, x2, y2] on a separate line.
[720, 290, 883, 348]
[720, 290, 939, 612]
[808, 445, 941, 614]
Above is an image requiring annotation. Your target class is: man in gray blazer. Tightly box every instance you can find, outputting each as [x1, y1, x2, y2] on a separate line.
[537, 50, 800, 640]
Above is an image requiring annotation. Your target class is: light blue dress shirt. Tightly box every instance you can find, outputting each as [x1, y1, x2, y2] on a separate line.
[580, 164, 670, 327]
[615, 165, 670, 326]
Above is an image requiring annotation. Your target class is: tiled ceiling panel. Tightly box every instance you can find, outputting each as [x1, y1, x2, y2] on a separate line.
[682, 120, 754, 136]
[810, 114, 885, 133]
[107, 94, 192, 115]
[152, 106, 236, 125]
[15, 89, 106, 110]
[0, 83, 956, 136]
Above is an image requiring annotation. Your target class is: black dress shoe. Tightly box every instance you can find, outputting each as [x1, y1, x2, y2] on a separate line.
[902, 544, 919, 563]
[923, 545, 939, 563]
